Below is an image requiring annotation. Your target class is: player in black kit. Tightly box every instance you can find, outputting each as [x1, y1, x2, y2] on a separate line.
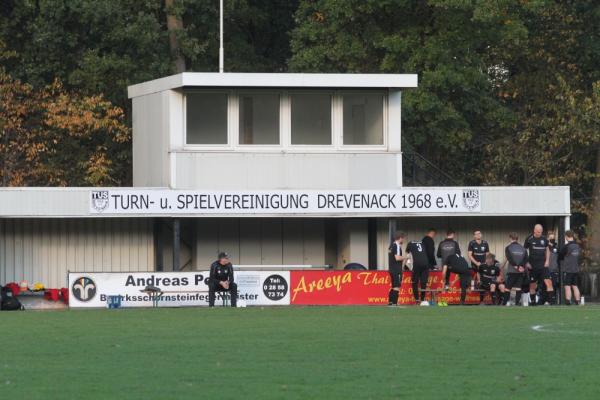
[437, 230, 461, 289]
[547, 231, 560, 304]
[502, 233, 528, 306]
[559, 230, 582, 305]
[441, 254, 471, 305]
[524, 224, 554, 305]
[388, 232, 407, 306]
[406, 238, 431, 305]
[479, 253, 501, 304]
[468, 230, 489, 278]
[208, 252, 237, 307]
[422, 228, 437, 270]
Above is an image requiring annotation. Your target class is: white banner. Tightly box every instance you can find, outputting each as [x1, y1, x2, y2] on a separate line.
[68, 271, 290, 308]
[89, 189, 481, 214]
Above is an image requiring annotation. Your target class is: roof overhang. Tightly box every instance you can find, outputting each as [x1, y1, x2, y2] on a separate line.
[127, 72, 419, 99]
[0, 186, 570, 218]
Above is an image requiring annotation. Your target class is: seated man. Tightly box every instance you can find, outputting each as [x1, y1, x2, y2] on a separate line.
[441, 254, 471, 305]
[478, 253, 501, 305]
[208, 252, 237, 307]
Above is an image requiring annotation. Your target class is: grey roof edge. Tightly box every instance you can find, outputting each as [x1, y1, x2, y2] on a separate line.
[127, 72, 419, 99]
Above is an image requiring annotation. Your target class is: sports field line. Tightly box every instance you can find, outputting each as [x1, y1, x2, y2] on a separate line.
[531, 322, 600, 336]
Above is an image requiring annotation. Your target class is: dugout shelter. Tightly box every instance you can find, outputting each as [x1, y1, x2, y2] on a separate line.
[0, 72, 570, 289]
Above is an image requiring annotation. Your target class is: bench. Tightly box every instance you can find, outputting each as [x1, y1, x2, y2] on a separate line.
[140, 289, 230, 307]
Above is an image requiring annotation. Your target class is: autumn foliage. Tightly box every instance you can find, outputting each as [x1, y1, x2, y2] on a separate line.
[0, 71, 131, 186]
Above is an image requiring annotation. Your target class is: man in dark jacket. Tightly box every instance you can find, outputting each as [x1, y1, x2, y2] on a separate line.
[388, 231, 407, 306]
[437, 229, 461, 289]
[422, 228, 437, 270]
[441, 254, 471, 305]
[208, 252, 237, 307]
[502, 232, 528, 306]
[559, 231, 582, 305]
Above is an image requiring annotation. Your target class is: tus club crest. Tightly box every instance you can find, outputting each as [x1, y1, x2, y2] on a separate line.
[72, 277, 97, 302]
[91, 190, 109, 212]
[462, 189, 480, 211]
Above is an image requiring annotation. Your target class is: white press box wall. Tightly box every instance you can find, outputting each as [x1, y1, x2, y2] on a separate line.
[0, 218, 154, 288]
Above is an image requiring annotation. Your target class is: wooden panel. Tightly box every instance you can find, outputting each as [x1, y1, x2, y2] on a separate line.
[218, 219, 240, 265]
[57, 219, 68, 287]
[283, 219, 303, 265]
[0, 220, 5, 283]
[261, 219, 283, 264]
[196, 218, 219, 269]
[303, 219, 325, 265]
[13, 219, 24, 283]
[239, 219, 261, 265]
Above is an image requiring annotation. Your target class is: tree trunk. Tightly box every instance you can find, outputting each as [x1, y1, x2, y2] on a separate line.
[165, 0, 186, 74]
[587, 148, 600, 271]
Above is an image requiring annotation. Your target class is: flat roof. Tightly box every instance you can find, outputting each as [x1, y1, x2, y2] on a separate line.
[127, 72, 419, 98]
[0, 186, 570, 218]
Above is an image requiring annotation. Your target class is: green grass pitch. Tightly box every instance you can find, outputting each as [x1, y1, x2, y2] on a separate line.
[1, 306, 599, 399]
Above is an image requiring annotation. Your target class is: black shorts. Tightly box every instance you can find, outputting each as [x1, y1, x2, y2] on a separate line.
[529, 268, 550, 283]
[550, 271, 560, 286]
[479, 278, 497, 291]
[448, 264, 469, 275]
[506, 273, 524, 290]
[389, 270, 401, 288]
[563, 272, 578, 286]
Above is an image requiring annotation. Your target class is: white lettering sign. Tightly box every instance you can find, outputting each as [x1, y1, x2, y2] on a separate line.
[68, 271, 291, 308]
[90, 189, 481, 215]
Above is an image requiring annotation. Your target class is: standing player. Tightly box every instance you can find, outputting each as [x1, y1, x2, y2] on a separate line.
[547, 230, 560, 304]
[524, 224, 554, 305]
[441, 254, 471, 305]
[468, 230, 489, 283]
[388, 231, 407, 306]
[437, 230, 461, 289]
[479, 253, 501, 304]
[502, 233, 528, 306]
[422, 228, 438, 270]
[559, 230, 582, 305]
[406, 237, 431, 305]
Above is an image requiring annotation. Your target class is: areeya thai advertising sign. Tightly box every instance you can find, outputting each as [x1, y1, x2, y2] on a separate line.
[68, 271, 290, 308]
[89, 189, 481, 215]
[288, 270, 489, 305]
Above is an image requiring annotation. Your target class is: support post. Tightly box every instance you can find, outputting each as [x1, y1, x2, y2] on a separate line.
[557, 216, 566, 305]
[367, 218, 378, 270]
[173, 218, 181, 271]
[388, 218, 397, 243]
[154, 219, 164, 272]
[219, 0, 224, 73]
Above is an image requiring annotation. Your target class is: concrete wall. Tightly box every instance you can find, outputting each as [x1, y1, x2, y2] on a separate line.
[0, 218, 154, 288]
[132, 92, 170, 187]
[174, 152, 402, 190]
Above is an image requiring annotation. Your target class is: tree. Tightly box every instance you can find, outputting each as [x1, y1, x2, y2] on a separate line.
[0, 1, 298, 185]
[0, 70, 130, 186]
[289, 0, 524, 184]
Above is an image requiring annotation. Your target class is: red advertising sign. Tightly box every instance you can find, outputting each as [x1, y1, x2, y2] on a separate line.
[290, 270, 490, 305]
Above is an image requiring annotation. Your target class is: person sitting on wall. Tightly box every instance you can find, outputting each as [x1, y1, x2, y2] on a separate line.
[208, 252, 237, 307]
[478, 253, 501, 305]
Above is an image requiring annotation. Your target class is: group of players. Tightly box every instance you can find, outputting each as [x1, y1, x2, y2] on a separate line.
[387, 224, 582, 306]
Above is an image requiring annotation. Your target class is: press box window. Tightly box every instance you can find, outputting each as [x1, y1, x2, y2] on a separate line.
[239, 93, 280, 145]
[291, 93, 332, 145]
[343, 93, 384, 145]
[186, 92, 228, 144]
